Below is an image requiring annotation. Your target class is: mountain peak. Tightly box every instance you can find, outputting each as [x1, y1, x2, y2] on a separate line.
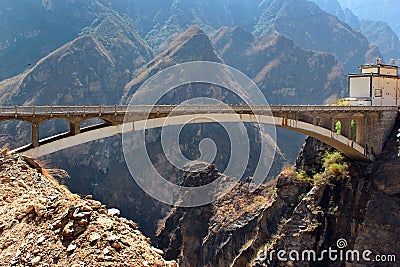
[182, 25, 205, 36]
[212, 26, 254, 54]
[123, 26, 223, 102]
[0, 32, 149, 106]
[164, 25, 221, 63]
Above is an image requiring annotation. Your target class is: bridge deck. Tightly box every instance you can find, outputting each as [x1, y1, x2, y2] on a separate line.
[0, 105, 398, 162]
[0, 105, 396, 117]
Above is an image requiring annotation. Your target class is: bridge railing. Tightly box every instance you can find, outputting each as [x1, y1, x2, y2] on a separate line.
[0, 105, 397, 116]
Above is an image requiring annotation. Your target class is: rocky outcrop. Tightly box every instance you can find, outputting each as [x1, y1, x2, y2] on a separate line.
[295, 136, 336, 176]
[0, 148, 176, 266]
[156, 165, 311, 267]
[351, 116, 400, 266]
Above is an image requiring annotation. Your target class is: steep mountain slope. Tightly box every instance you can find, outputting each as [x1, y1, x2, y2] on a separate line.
[360, 20, 400, 63]
[312, 0, 361, 29]
[122, 26, 223, 102]
[212, 26, 346, 161]
[252, 119, 400, 266]
[311, 0, 342, 12]
[98, 0, 378, 73]
[0, 14, 152, 147]
[0, 0, 119, 80]
[100, 0, 261, 50]
[253, 0, 373, 73]
[0, 36, 134, 106]
[0, 25, 151, 106]
[212, 26, 346, 104]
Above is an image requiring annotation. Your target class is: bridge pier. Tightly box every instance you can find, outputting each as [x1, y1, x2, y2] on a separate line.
[365, 111, 398, 155]
[32, 124, 39, 148]
[69, 122, 80, 135]
[353, 115, 364, 144]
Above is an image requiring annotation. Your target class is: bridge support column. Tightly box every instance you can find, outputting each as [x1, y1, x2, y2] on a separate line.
[354, 116, 364, 144]
[330, 117, 335, 132]
[361, 111, 398, 156]
[69, 122, 80, 135]
[32, 124, 39, 148]
[340, 117, 350, 138]
[348, 116, 354, 141]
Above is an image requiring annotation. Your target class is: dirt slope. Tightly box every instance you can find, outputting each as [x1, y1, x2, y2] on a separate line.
[0, 149, 177, 267]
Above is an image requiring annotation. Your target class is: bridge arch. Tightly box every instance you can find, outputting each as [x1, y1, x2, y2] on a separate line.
[80, 117, 114, 130]
[82, 116, 114, 125]
[39, 118, 70, 140]
[15, 113, 371, 162]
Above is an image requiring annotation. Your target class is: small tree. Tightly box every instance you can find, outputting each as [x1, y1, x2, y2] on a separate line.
[335, 121, 342, 134]
[350, 120, 356, 141]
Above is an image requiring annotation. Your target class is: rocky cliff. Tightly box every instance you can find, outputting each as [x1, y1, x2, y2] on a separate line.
[156, 114, 400, 266]
[156, 165, 311, 267]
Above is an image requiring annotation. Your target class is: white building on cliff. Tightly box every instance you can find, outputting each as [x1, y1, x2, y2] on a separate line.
[348, 59, 400, 106]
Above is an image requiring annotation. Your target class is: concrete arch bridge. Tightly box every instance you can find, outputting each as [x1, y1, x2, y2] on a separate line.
[0, 105, 397, 162]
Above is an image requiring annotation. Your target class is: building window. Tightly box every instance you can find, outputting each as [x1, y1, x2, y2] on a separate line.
[375, 89, 383, 97]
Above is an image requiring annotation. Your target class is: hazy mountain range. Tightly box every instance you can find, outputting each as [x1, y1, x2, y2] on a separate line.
[312, 0, 400, 63]
[1, 0, 398, 83]
[337, 0, 400, 37]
